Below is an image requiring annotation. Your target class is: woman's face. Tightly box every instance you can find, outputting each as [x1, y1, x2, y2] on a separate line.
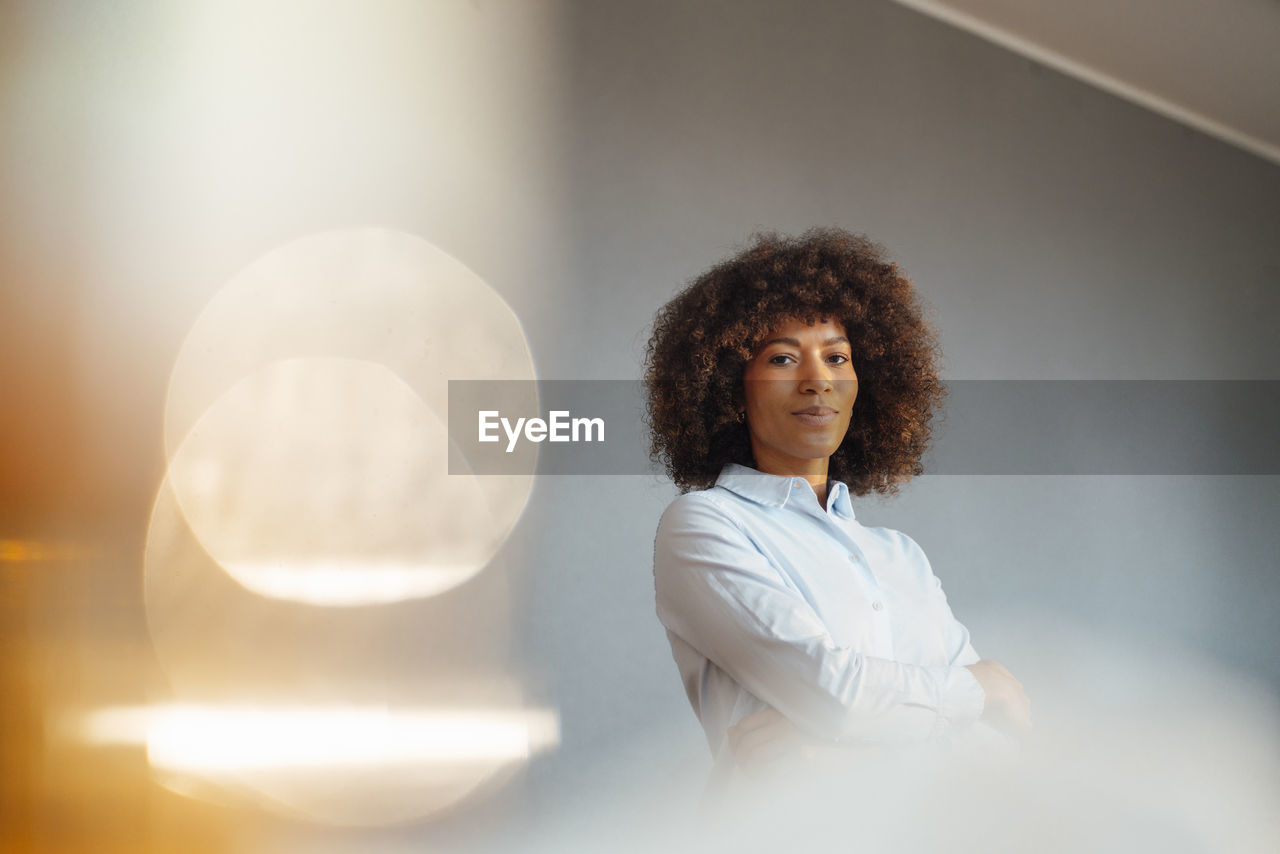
[741, 317, 857, 476]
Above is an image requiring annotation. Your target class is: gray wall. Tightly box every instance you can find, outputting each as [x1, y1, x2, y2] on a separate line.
[508, 0, 1280, 835]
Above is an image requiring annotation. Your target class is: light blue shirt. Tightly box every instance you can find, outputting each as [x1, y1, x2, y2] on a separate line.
[654, 463, 986, 771]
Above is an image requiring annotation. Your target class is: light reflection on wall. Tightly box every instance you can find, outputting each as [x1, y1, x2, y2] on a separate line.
[166, 358, 497, 606]
[71, 703, 558, 827]
[163, 229, 539, 589]
[135, 229, 546, 824]
[82, 705, 559, 769]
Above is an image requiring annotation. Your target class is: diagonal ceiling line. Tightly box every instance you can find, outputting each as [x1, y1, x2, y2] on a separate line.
[893, 0, 1280, 166]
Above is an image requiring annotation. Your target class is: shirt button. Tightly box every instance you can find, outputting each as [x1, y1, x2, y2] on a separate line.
[872, 601, 884, 611]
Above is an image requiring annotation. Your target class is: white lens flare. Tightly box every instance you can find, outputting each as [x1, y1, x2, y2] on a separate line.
[165, 358, 498, 607]
[73, 702, 559, 826]
[79, 704, 559, 771]
[141, 228, 546, 824]
[160, 228, 537, 606]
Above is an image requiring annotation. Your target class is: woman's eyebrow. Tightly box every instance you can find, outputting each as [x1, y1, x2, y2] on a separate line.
[760, 336, 850, 347]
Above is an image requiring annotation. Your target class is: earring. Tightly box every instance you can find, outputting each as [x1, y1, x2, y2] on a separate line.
[737, 410, 746, 423]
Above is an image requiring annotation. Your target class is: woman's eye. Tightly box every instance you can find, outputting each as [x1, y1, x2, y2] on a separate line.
[768, 354, 796, 366]
[828, 353, 850, 364]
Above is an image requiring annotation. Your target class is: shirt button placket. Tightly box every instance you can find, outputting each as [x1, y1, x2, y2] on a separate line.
[872, 598, 893, 655]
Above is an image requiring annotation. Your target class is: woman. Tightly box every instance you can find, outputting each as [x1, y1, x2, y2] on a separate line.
[645, 229, 1029, 788]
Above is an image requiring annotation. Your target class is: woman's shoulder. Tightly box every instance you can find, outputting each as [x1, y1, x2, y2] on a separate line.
[657, 486, 740, 532]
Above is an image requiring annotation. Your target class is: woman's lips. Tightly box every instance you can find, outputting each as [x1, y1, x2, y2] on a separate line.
[792, 407, 838, 426]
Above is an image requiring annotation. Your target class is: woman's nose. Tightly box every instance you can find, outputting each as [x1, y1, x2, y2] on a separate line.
[800, 358, 834, 392]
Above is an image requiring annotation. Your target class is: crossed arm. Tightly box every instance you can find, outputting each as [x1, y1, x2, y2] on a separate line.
[728, 660, 1030, 771]
[654, 495, 1030, 769]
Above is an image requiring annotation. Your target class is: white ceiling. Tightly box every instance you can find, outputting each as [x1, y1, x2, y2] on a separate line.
[893, 0, 1280, 166]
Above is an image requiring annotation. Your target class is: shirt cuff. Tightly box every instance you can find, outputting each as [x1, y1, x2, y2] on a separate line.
[933, 664, 986, 727]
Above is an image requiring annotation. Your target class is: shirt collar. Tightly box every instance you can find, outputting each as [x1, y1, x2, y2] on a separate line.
[715, 463, 855, 519]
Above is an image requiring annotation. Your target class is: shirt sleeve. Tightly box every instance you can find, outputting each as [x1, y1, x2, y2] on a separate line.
[653, 494, 985, 745]
[930, 561, 983, 670]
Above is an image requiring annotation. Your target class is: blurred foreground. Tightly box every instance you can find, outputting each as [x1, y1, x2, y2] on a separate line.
[6, 553, 1278, 854]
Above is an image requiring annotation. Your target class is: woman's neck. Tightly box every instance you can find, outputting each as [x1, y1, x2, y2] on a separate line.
[750, 455, 830, 509]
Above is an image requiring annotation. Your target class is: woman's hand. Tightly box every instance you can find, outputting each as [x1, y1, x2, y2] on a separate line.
[966, 659, 1032, 735]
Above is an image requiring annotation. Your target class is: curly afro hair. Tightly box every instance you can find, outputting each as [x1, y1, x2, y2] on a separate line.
[644, 228, 944, 495]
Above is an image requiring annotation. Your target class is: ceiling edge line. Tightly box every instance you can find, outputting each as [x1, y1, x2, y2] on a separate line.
[891, 0, 1280, 167]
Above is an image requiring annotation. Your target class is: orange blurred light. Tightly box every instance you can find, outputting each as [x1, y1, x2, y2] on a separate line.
[0, 539, 87, 562]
